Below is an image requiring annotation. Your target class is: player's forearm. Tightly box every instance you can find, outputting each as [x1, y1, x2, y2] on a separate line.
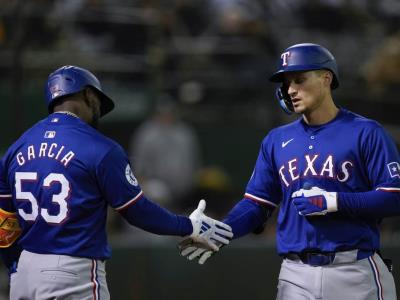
[119, 196, 192, 236]
[338, 190, 400, 218]
[223, 199, 273, 239]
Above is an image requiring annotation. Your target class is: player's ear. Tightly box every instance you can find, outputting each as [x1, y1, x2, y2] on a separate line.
[82, 87, 97, 108]
[82, 88, 90, 107]
[323, 71, 333, 87]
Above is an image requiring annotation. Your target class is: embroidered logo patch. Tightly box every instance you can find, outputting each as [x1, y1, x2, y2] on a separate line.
[125, 164, 138, 186]
[44, 131, 56, 138]
[387, 162, 400, 178]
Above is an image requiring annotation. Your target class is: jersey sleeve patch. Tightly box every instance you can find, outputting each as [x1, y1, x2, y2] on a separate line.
[125, 164, 138, 186]
[387, 162, 400, 178]
[244, 193, 278, 207]
[97, 145, 142, 208]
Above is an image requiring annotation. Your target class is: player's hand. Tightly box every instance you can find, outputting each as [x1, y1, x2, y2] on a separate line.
[189, 199, 233, 251]
[178, 238, 220, 265]
[292, 186, 337, 216]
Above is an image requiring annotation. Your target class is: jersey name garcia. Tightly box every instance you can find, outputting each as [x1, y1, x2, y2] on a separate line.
[0, 113, 142, 259]
[245, 108, 400, 254]
[15, 142, 75, 167]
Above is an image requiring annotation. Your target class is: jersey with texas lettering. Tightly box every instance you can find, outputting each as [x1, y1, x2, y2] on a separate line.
[0, 113, 142, 259]
[245, 108, 400, 255]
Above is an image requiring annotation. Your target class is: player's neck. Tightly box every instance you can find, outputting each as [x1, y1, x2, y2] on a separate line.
[302, 99, 339, 126]
[53, 100, 88, 122]
[54, 111, 79, 119]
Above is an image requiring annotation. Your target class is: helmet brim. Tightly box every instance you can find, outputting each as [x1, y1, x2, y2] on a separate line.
[269, 64, 327, 82]
[269, 66, 339, 89]
[94, 89, 115, 117]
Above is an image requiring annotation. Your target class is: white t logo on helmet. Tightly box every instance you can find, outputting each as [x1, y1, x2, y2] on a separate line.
[281, 51, 291, 66]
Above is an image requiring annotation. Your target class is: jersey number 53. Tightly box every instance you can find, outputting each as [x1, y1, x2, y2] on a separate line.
[15, 172, 70, 224]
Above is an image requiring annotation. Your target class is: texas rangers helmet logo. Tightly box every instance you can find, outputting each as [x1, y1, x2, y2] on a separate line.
[125, 164, 138, 186]
[281, 51, 291, 66]
[387, 162, 400, 178]
[50, 84, 62, 99]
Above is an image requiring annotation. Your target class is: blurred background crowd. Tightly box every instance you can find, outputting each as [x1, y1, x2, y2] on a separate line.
[0, 0, 400, 299]
[0, 0, 399, 297]
[1, 0, 400, 236]
[2, 0, 400, 234]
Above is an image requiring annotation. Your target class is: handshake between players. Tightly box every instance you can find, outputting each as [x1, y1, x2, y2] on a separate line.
[179, 186, 339, 265]
[187, 199, 233, 252]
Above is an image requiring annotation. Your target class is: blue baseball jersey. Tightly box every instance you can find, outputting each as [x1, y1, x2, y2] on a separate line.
[245, 108, 400, 255]
[0, 113, 143, 259]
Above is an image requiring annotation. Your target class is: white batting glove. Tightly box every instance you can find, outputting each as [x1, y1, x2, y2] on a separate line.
[189, 199, 233, 251]
[292, 186, 337, 216]
[178, 238, 219, 265]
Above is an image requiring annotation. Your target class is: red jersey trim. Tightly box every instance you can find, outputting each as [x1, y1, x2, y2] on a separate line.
[115, 191, 144, 211]
[244, 193, 278, 207]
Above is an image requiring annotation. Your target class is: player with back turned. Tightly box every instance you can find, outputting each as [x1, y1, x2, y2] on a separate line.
[0, 65, 233, 300]
[180, 43, 400, 300]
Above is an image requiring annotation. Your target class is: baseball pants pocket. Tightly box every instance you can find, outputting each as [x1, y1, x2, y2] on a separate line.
[276, 259, 316, 300]
[40, 268, 79, 278]
[277, 279, 314, 300]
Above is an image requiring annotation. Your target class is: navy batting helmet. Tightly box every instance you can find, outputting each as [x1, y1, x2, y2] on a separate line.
[269, 43, 339, 114]
[45, 65, 114, 117]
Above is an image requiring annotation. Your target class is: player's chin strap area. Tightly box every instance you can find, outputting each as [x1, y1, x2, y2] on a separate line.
[275, 86, 294, 115]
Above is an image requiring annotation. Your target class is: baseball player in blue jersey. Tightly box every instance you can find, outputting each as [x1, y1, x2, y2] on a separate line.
[179, 43, 400, 299]
[0, 65, 233, 300]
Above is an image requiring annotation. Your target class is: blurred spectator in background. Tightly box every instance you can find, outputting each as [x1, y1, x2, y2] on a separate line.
[130, 94, 202, 209]
[209, 0, 277, 79]
[362, 30, 400, 97]
[185, 165, 236, 219]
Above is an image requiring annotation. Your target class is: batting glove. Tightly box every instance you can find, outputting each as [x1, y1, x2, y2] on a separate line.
[292, 186, 337, 216]
[189, 199, 233, 251]
[178, 238, 219, 265]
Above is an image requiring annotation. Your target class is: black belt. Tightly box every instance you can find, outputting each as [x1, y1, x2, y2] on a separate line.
[284, 250, 374, 266]
[285, 252, 335, 266]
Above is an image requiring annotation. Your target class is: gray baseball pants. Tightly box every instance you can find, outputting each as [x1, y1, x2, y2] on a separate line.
[10, 250, 110, 300]
[276, 251, 396, 300]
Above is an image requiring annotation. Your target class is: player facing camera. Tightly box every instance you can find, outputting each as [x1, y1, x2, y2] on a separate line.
[178, 42, 400, 300]
[269, 43, 339, 114]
